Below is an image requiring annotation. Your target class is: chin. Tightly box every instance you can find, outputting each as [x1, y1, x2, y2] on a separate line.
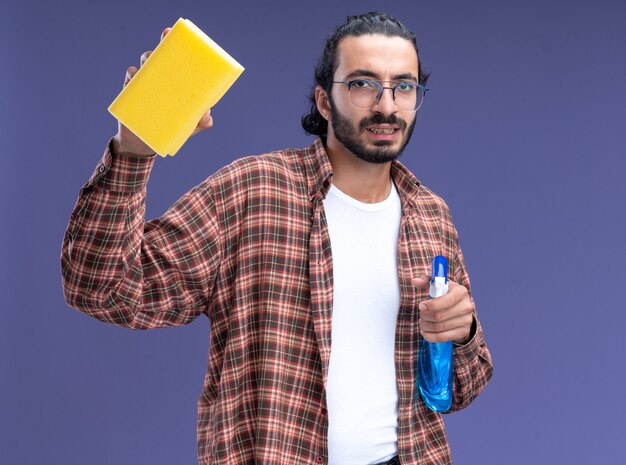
[353, 142, 404, 164]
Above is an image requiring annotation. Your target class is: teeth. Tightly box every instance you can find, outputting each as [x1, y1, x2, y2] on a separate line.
[369, 128, 396, 134]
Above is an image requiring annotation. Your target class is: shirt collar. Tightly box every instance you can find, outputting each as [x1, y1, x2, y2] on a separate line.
[303, 137, 422, 207]
[390, 159, 422, 210]
[304, 137, 334, 202]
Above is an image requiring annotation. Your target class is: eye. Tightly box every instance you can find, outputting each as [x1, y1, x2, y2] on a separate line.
[395, 82, 417, 93]
[349, 80, 377, 90]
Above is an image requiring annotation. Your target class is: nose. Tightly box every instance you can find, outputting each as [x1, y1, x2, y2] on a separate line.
[371, 87, 398, 116]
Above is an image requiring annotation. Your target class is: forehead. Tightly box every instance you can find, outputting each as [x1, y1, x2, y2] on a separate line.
[334, 34, 419, 79]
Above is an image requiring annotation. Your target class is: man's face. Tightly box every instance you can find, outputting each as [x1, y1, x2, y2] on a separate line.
[326, 34, 420, 164]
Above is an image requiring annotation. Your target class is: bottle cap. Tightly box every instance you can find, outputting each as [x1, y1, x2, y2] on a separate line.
[431, 255, 448, 284]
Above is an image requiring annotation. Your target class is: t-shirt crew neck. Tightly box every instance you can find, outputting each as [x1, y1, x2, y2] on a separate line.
[327, 182, 397, 212]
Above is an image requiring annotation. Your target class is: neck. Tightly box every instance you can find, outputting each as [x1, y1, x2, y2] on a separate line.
[324, 138, 393, 203]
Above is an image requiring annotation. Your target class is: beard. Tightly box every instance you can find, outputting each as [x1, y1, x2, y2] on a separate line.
[329, 97, 416, 164]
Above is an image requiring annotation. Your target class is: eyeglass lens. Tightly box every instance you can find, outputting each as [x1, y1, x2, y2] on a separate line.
[348, 81, 424, 111]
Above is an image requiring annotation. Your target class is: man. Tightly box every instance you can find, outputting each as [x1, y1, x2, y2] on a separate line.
[62, 12, 493, 465]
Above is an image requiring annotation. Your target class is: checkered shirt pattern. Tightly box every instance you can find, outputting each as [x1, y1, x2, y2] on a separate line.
[61, 137, 493, 465]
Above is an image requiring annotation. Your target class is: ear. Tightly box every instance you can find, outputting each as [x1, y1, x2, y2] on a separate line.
[315, 86, 332, 122]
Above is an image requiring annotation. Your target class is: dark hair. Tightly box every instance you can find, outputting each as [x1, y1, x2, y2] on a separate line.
[301, 11, 430, 136]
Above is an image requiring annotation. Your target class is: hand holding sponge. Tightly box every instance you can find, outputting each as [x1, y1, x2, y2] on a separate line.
[109, 18, 245, 157]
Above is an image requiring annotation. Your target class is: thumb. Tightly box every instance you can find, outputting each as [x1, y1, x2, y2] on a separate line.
[411, 275, 430, 289]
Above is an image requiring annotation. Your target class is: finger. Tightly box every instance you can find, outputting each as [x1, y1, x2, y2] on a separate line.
[160, 27, 171, 41]
[419, 299, 473, 340]
[124, 66, 138, 87]
[191, 110, 214, 136]
[420, 300, 473, 327]
[140, 50, 152, 67]
[418, 281, 468, 313]
[411, 275, 430, 290]
[419, 314, 474, 334]
[420, 320, 473, 343]
[418, 283, 473, 324]
[198, 109, 213, 128]
[420, 296, 473, 325]
[419, 303, 473, 336]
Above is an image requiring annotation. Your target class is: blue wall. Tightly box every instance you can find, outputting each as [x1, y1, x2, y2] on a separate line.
[2, 0, 625, 463]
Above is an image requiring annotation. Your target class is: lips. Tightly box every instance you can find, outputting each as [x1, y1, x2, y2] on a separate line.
[360, 114, 406, 135]
[367, 126, 399, 135]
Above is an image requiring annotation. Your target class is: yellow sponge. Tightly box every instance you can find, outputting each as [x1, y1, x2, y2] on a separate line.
[108, 18, 245, 156]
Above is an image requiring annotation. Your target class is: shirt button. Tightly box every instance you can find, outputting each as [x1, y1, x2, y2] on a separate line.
[316, 456, 324, 463]
[98, 165, 106, 173]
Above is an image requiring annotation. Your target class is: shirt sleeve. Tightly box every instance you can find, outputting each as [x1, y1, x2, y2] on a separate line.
[60, 140, 222, 329]
[447, 239, 494, 412]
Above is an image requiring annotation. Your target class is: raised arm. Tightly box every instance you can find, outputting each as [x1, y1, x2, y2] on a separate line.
[61, 27, 220, 329]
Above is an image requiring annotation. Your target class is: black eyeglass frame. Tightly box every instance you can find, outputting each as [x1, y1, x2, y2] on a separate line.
[332, 79, 429, 112]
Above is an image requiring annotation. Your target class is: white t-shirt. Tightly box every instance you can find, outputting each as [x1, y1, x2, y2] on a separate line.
[323, 182, 402, 465]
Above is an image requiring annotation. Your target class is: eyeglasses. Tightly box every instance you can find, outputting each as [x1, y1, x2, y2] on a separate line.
[332, 79, 428, 112]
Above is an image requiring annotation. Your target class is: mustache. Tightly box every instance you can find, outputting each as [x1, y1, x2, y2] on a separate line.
[359, 114, 407, 130]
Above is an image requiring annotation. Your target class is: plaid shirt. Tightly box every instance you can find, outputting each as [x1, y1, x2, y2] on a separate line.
[61, 137, 492, 465]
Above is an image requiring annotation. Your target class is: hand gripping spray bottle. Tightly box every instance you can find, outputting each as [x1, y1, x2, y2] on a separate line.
[417, 255, 453, 412]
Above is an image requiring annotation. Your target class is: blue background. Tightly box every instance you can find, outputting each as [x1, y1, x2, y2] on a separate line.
[2, 0, 625, 463]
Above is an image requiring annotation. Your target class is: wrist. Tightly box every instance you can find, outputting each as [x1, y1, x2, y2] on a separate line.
[112, 134, 155, 158]
[453, 316, 477, 346]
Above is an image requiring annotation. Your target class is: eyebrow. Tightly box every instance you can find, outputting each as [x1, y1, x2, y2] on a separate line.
[342, 69, 419, 82]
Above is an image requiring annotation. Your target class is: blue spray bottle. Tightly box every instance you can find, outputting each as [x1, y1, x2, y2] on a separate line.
[417, 255, 453, 412]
